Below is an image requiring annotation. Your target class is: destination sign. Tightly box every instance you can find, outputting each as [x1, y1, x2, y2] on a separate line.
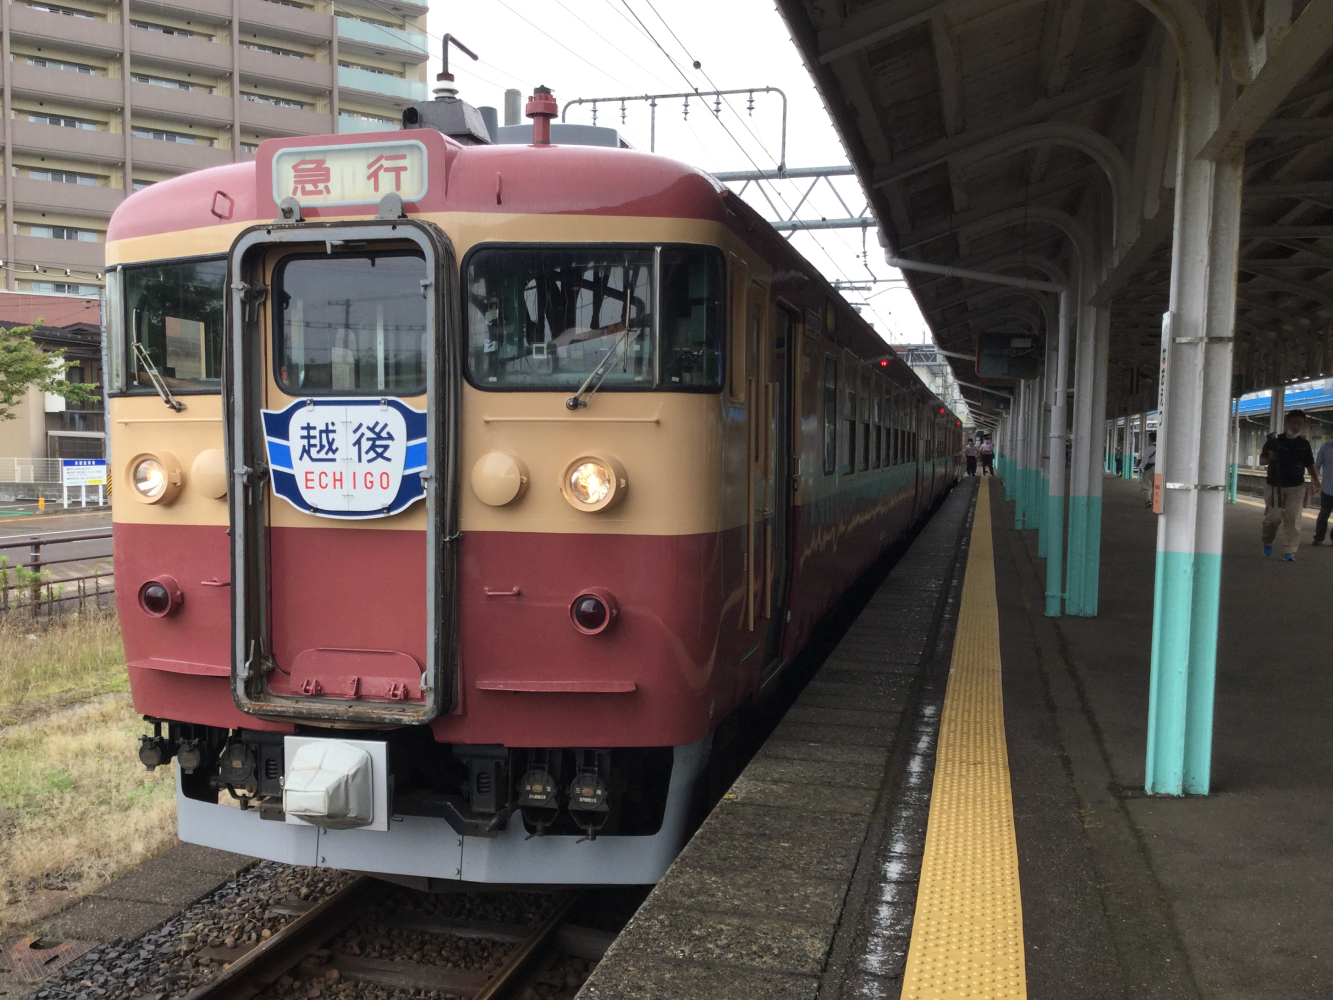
[263, 398, 428, 519]
[272, 139, 428, 209]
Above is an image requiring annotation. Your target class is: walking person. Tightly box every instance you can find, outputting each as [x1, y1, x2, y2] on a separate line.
[979, 437, 995, 476]
[964, 438, 978, 477]
[1139, 432, 1156, 507]
[1311, 431, 1333, 545]
[1261, 409, 1320, 561]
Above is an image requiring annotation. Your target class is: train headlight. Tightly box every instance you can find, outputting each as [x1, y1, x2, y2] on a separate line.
[560, 455, 627, 512]
[127, 452, 183, 505]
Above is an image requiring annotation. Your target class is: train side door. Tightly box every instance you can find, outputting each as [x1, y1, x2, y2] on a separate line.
[227, 221, 458, 725]
[745, 282, 768, 635]
[761, 305, 796, 676]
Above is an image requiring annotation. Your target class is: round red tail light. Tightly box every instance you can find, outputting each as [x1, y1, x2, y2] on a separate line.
[138, 576, 183, 618]
[570, 589, 619, 635]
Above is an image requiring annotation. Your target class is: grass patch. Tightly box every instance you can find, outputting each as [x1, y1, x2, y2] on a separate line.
[0, 611, 127, 709]
[0, 614, 178, 935]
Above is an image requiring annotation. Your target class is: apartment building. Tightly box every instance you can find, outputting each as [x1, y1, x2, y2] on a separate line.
[0, 0, 429, 296]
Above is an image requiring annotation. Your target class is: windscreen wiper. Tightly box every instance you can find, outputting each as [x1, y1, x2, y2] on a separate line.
[565, 328, 637, 410]
[133, 342, 186, 412]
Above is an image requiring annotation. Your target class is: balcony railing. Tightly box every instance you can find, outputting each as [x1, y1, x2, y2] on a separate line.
[336, 16, 428, 61]
[337, 65, 427, 105]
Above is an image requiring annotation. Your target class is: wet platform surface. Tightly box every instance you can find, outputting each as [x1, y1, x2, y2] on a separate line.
[583, 473, 1333, 1000]
[580, 481, 976, 1000]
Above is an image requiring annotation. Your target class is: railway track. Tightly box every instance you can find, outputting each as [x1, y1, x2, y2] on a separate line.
[180, 876, 619, 1000]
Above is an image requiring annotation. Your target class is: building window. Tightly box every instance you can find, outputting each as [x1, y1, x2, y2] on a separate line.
[823, 356, 837, 475]
[31, 169, 97, 185]
[133, 73, 194, 91]
[28, 57, 96, 74]
[132, 21, 192, 38]
[240, 143, 260, 154]
[28, 113, 97, 130]
[26, 3, 94, 18]
[132, 127, 209, 146]
[33, 281, 101, 295]
[30, 226, 99, 242]
[339, 60, 401, 77]
[341, 110, 395, 125]
[243, 42, 306, 59]
[242, 93, 305, 109]
[132, 180, 155, 190]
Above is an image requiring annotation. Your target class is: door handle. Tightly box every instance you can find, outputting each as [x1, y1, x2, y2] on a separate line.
[483, 586, 521, 597]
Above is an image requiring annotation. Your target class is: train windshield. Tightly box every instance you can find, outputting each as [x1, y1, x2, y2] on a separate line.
[123, 257, 228, 391]
[465, 245, 723, 391]
[274, 251, 428, 396]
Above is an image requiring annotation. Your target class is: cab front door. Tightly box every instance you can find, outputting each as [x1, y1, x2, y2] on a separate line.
[227, 221, 458, 724]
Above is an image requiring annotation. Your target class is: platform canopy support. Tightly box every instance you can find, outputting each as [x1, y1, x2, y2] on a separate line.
[1140, 0, 1333, 795]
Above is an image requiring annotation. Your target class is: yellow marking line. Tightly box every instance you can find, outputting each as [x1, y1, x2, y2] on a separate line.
[901, 479, 1026, 1000]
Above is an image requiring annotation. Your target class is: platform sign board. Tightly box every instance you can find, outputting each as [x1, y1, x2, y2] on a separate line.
[272, 140, 428, 210]
[976, 333, 1044, 379]
[61, 459, 106, 508]
[262, 398, 427, 519]
[61, 459, 106, 487]
[980, 391, 1012, 411]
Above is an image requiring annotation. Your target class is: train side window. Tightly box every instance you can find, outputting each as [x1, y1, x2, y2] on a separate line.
[858, 368, 870, 472]
[871, 386, 881, 470]
[274, 251, 427, 395]
[659, 247, 724, 389]
[842, 359, 856, 475]
[823, 355, 837, 475]
[120, 256, 227, 394]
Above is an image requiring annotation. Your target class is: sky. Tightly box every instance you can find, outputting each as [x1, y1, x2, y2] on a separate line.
[420, 0, 934, 345]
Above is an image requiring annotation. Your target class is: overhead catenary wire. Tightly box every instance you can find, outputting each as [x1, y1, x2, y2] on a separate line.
[614, 1, 866, 294]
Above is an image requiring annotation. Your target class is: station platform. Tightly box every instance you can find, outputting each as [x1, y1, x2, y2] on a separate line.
[579, 474, 1333, 1000]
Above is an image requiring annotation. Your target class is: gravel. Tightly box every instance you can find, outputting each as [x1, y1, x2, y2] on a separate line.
[26, 869, 608, 1000]
[24, 862, 352, 1000]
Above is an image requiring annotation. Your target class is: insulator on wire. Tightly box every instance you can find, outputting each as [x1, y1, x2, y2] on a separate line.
[746, 91, 755, 115]
[682, 96, 689, 119]
[713, 95, 721, 116]
[620, 100, 627, 124]
[592, 102, 598, 125]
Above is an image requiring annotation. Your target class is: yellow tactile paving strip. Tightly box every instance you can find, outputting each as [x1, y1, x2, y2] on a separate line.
[900, 480, 1026, 1000]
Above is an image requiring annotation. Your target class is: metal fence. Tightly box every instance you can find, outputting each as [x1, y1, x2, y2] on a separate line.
[0, 528, 114, 617]
[0, 457, 63, 483]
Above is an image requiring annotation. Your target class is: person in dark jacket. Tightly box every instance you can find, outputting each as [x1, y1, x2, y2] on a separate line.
[1261, 409, 1321, 561]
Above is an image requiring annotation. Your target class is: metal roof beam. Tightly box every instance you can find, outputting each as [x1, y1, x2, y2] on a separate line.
[1199, 0, 1333, 160]
[894, 165, 1100, 251]
[816, 0, 943, 64]
[869, 67, 1138, 188]
[770, 216, 875, 231]
[711, 165, 856, 182]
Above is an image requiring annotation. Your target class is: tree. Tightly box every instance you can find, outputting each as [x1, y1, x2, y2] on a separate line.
[0, 322, 98, 421]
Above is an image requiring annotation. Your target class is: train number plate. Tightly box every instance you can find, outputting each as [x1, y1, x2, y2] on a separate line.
[262, 397, 428, 518]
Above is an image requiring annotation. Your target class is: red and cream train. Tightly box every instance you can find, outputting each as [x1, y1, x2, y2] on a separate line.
[109, 90, 960, 884]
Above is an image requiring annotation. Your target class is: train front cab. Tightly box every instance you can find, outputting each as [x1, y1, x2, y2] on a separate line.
[108, 132, 959, 885]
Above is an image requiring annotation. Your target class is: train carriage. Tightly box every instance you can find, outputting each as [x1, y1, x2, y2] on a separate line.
[109, 90, 960, 884]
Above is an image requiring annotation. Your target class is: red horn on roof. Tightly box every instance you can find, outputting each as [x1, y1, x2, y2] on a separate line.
[526, 86, 558, 146]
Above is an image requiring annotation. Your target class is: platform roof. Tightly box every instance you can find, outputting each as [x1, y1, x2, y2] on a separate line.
[775, 0, 1333, 419]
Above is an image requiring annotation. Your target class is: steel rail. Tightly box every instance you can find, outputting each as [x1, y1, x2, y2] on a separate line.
[182, 876, 584, 1000]
[181, 876, 387, 1000]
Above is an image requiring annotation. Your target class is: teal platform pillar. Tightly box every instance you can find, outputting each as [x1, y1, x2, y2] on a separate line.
[1142, 0, 1248, 797]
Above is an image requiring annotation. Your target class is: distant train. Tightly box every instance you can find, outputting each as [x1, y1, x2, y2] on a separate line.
[108, 88, 960, 884]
